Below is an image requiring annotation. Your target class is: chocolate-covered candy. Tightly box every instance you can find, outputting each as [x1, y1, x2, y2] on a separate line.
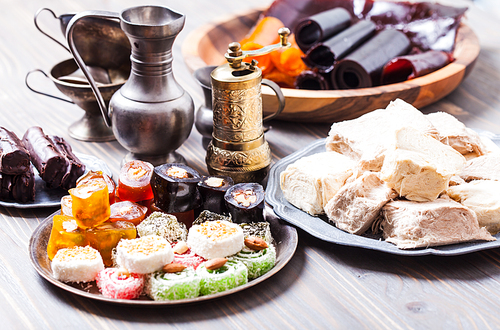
[151, 163, 201, 213]
[0, 164, 35, 203]
[22, 126, 68, 189]
[48, 135, 85, 190]
[224, 183, 265, 224]
[0, 127, 30, 175]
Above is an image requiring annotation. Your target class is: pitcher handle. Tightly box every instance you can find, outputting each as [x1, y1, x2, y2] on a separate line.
[25, 69, 74, 104]
[34, 8, 71, 53]
[66, 10, 119, 127]
[262, 79, 285, 122]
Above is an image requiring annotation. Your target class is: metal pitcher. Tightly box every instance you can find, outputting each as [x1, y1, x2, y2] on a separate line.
[206, 28, 290, 184]
[66, 5, 194, 165]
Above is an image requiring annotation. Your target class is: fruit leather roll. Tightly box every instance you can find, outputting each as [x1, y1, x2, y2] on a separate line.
[0, 164, 35, 203]
[294, 7, 351, 52]
[294, 70, 331, 90]
[48, 135, 85, 190]
[381, 50, 453, 85]
[0, 127, 30, 175]
[151, 163, 201, 213]
[303, 20, 376, 73]
[22, 126, 68, 189]
[331, 29, 411, 89]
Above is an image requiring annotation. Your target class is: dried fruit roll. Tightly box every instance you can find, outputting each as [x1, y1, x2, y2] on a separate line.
[330, 29, 411, 89]
[151, 163, 201, 213]
[196, 259, 248, 296]
[381, 50, 453, 85]
[0, 126, 30, 175]
[96, 268, 145, 300]
[294, 7, 352, 52]
[231, 245, 276, 280]
[303, 20, 376, 73]
[145, 268, 201, 301]
[197, 175, 234, 215]
[224, 183, 265, 223]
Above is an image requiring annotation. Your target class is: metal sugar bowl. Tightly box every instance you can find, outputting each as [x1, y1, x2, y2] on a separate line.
[66, 5, 194, 165]
[206, 28, 290, 184]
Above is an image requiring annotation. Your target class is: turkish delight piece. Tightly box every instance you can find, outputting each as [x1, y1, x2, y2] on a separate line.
[0, 126, 30, 175]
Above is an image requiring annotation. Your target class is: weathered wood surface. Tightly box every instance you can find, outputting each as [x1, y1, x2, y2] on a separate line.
[1, 0, 500, 329]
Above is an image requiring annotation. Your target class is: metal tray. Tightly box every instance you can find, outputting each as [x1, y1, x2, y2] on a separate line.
[266, 135, 500, 256]
[29, 207, 298, 305]
[0, 153, 112, 209]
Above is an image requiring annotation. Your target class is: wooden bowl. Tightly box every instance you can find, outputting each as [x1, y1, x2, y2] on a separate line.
[182, 8, 480, 123]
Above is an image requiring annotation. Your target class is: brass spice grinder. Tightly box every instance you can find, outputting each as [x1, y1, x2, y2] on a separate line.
[206, 28, 290, 184]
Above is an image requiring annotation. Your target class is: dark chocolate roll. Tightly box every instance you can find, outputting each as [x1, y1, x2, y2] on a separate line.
[294, 7, 351, 52]
[331, 29, 411, 89]
[224, 183, 265, 224]
[48, 135, 86, 190]
[22, 127, 68, 189]
[294, 70, 331, 90]
[0, 127, 30, 175]
[381, 50, 453, 85]
[0, 164, 35, 203]
[303, 20, 376, 72]
[197, 175, 234, 215]
[151, 163, 201, 213]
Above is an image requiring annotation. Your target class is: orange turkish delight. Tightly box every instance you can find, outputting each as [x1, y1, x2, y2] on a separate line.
[77, 170, 116, 205]
[86, 221, 137, 266]
[47, 214, 88, 260]
[69, 178, 110, 229]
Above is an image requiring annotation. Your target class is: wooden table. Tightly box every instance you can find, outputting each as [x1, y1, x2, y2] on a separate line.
[1, 0, 500, 328]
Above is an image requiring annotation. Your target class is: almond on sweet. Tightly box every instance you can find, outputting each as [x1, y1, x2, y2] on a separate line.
[205, 258, 227, 270]
[244, 236, 268, 250]
[162, 263, 187, 273]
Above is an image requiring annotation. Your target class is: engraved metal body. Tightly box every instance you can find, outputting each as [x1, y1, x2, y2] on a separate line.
[206, 29, 290, 184]
[66, 6, 194, 165]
